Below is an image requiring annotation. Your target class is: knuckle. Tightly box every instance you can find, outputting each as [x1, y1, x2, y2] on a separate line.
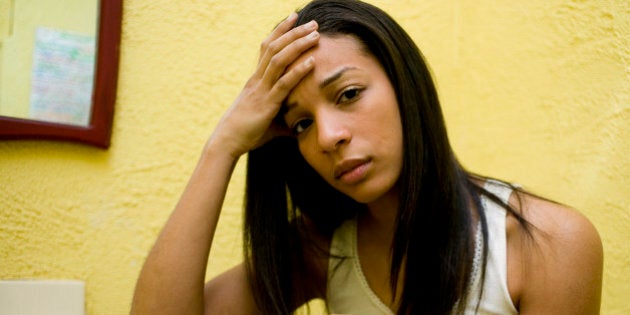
[275, 77, 291, 91]
[290, 36, 313, 55]
[259, 39, 270, 52]
[267, 41, 281, 54]
[268, 55, 283, 68]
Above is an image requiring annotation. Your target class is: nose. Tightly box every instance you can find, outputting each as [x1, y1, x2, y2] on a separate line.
[315, 110, 351, 153]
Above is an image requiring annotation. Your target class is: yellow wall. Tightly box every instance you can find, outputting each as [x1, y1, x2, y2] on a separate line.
[0, 0, 627, 314]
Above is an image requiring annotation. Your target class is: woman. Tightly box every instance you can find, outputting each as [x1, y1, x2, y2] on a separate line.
[131, 0, 603, 314]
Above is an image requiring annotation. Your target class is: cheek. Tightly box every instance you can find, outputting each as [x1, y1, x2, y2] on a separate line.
[298, 140, 330, 179]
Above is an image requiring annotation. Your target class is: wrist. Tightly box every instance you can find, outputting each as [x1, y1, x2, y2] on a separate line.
[202, 134, 244, 164]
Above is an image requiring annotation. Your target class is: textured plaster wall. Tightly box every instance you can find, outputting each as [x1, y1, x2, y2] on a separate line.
[0, 1, 627, 314]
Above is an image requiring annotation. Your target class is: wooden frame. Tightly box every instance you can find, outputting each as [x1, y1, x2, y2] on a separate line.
[0, 0, 122, 149]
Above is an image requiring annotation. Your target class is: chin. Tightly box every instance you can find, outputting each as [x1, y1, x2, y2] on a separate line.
[337, 180, 398, 205]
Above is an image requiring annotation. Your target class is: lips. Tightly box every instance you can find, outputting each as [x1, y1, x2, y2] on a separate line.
[334, 158, 371, 182]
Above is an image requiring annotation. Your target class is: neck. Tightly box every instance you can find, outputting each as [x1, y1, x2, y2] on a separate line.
[361, 188, 400, 241]
[357, 187, 404, 310]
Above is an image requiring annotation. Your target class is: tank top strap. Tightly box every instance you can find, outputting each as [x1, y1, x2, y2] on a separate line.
[483, 179, 514, 204]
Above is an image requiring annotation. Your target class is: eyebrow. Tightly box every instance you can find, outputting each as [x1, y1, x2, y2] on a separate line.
[319, 66, 358, 89]
[283, 66, 359, 114]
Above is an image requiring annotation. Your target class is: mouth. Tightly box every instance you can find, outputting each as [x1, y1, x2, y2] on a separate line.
[334, 158, 371, 184]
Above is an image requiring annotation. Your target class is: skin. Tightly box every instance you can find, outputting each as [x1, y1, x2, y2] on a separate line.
[283, 35, 404, 206]
[506, 195, 603, 314]
[284, 34, 405, 310]
[130, 13, 318, 314]
[130, 12, 603, 315]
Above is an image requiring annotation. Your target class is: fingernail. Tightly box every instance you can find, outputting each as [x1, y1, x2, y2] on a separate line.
[306, 20, 317, 30]
[304, 56, 314, 67]
[307, 31, 319, 39]
[286, 12, 297, 21]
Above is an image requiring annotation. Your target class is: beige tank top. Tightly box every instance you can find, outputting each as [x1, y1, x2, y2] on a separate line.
[326, 180, 519, 314]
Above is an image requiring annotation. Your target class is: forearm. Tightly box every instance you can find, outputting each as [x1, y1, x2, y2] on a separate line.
[131, 12, 320, 313]
[131, 144, 239, 314]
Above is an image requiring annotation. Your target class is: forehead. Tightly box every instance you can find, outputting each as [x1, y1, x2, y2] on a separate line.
[302, 34, 368, 64]
[286, 35, 379, 98]
[296, 34, 374, 73]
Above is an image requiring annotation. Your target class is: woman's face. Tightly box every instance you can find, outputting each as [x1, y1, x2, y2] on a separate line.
[283, 35, 403, 205]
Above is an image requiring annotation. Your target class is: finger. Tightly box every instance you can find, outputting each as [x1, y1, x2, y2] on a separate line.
[267, 56, 315, 105]
[260, 30, 319, 88]
[255, 20, 318, 79]
[260, 12, 298, 57]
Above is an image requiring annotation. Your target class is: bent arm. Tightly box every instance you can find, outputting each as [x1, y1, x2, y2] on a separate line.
[130, 145, 241, 314]
[130, 13, 320, 314]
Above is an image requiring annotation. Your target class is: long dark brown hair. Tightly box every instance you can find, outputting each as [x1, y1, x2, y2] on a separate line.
[244, 1, 528, 314]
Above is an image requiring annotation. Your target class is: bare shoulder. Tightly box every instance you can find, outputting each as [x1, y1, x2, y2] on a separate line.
[512, 192, 602, 251]
[506, 190, 603, 314]
[204, 264, 261, 315]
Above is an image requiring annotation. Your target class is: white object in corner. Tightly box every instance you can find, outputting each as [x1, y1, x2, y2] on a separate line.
[0, 280, 85, 315]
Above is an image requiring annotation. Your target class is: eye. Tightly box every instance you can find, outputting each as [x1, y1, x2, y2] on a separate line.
[338, 87, 362, 103]
[291, 118, 313, 135]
